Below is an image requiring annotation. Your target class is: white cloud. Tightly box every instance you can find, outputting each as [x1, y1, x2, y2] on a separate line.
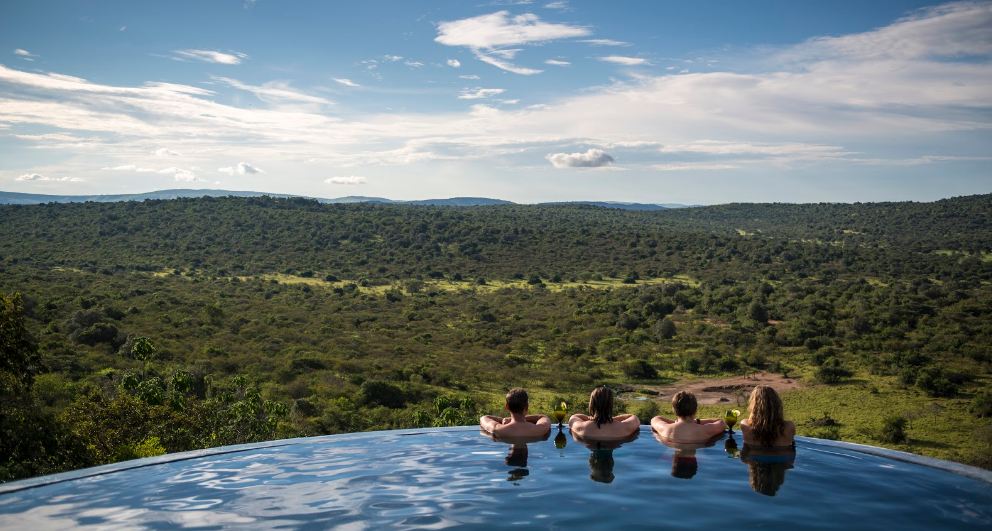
[16, 173, 82, 182]
[213, 76, 332, 105]
[660, 140, 847, 158]
[218, 162, 263, 176]
[436, 11, 589, 74]
[0, 2, 989, 186]
[325, 176, 367, 185]
[14, 48, 37, 61]
[154, 147, 181, 157]
[599, 55, 648, 66]
[651, 162, 738, 171]
[404, 60, 425, 68]
[458, 87, 506, 100]
[473, 49, 542, 75]
[333, 78, 360, 88]
[171, 169, 199, 182]
[173, 49, 247, 65]
[545, 59, 570, 66]
[447, 59, 461, 68]
[581, 39, 629, 46]
[459, 74, 481, 80]
[383, 55, 404, 62]
[547, 148, 615, 168]
[544, 1, 569, 9]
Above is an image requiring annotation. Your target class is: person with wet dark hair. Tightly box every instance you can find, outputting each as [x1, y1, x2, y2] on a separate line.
[568, 386, 640, 441]
[480, 388, 551, 438]
[650, 391, 726, 443]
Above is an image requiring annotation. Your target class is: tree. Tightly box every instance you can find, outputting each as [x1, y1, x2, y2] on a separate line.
[1, 293, 38, 388]
[748, 300, 769, 324]
[655, 318, 676, 340]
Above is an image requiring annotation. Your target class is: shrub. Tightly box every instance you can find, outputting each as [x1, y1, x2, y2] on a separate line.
[622, 360, 658, 380]
[655, 318, 676, 340]
[970, 391, 992, 418]
[915, 367, 958, 398]
[814, 358, 851, 384]
[879, 415, 908, 444]
[633, 400, 660, 424]
[358, 380, 406, 408]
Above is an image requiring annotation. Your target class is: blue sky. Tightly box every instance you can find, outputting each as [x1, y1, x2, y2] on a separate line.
[0, 0, 989, 203]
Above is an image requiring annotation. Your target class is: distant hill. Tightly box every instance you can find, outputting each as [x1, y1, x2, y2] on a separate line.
[0, 189, 295, 205]
[538, 201, 683, 210]
[0, 189, 663, 209]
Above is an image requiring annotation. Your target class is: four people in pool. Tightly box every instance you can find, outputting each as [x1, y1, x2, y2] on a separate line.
[480, 384, 795, 492]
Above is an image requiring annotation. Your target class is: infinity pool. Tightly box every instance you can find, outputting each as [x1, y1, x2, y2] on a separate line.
[1, 426, 989, 529]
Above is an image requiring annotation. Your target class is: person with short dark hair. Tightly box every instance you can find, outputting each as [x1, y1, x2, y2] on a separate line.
[650, 391, 726, 443]
[480, 388, 551, 438]
[568, 386, 640, 441]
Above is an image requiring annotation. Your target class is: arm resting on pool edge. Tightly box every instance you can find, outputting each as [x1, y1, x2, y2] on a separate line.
[567, 413, 590, 430]
[618, 414, 641, 434]
[480, 415, 504, 433]
[650, 416, 675, 433]
[526, 415, 552, 433]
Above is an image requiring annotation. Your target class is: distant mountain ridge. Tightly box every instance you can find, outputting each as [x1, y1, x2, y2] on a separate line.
[0, 189, 681, 209]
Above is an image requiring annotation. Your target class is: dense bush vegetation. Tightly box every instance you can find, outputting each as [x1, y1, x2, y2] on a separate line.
[0, 194, 990, 479]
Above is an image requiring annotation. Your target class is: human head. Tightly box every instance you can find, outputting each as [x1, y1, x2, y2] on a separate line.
[505, 388, 529, 414]
[588, 386, 614, 427]
[671, 391, 698, 418]
[747, 385, 785, 446]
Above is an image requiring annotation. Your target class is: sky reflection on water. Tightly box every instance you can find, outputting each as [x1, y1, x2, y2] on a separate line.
[0, 427, 989, 529]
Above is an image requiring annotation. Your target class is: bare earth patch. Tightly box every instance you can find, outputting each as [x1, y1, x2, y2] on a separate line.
[642, 372, 803, 406]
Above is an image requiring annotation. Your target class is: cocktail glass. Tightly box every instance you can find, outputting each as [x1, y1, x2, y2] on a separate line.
[553, 401, 568, 426]
[724, 409, 741, 433]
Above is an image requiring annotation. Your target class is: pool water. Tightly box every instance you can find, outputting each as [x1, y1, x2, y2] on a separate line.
[0, 426, 989, 529]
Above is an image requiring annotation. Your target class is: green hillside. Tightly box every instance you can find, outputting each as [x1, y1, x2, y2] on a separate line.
[1, 195, 990, 481]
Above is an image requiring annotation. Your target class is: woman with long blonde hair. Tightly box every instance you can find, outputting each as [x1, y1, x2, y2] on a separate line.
[740, 385, 795, 447]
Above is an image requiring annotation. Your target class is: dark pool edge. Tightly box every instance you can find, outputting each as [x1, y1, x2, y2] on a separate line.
[2, 426, 988, 494]
[795, 435, 992, 483]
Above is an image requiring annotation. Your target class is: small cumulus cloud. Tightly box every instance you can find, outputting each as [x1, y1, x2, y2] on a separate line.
[459, 74, 481, 80]
[171, 169, 199, 182]
[14, 48, 36, 61]
[598, 55, 648, 65]
[333, 78, 360, 87]
[458, 87, 506, 99]
[405, 60, 425, 68]
[218, 162, 263, 175]
[545, 59, 570, 66]
[383, 55, 404, 62]
[447, 59, 461, 68]
[154, 148, 181, 157]
[173, 49, 247, 65]
[547, 148, 615, 168]
[325, 176, 367, 185]
[544, 1, 569, 9]
[16, 173, 82, 182]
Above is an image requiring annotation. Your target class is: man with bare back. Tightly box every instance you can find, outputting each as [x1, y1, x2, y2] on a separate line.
[479, 388, 552, 438]
[651, 391, 726, 443]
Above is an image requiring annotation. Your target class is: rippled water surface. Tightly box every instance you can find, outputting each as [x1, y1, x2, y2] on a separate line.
[1, 427, 989, 529]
